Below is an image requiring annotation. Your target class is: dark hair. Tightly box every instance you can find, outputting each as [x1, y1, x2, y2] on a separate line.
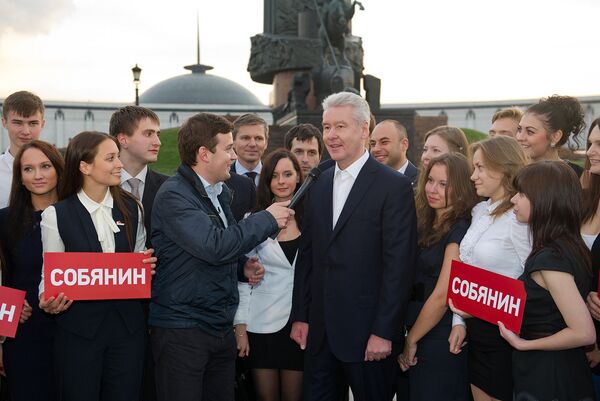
[470, 136, 529, 218]
[60, 131, 136, 248]
[109, 106, 160, 137]
[583, 118, 600, 224]
[233, 113, 268, 139]
[2, 91, 44, 119]
[416, 153, 479, 247]
[525, 95, 585, 148]
[255, 148, 303, 226]
[284, 124, 324, 156]
[178, 113, 233, 167]
[7, 140, 64, 245]
[513, 161, 591, 277]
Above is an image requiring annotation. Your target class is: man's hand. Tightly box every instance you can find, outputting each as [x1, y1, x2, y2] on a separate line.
[143, 248, 158, 276]
[266, 201, 295, 229]
[244, 257, 265, 286]
[364, 334, 391, 362]
[290, 321, 309, 350]
[19, 299, 32, 323]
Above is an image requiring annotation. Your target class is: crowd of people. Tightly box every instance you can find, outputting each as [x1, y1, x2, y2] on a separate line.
[0, 89, 598, 401]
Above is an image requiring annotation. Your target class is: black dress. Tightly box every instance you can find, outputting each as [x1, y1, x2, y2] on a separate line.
[0, 208, 56, 401]
[246, 237, 304, 371]
[514, 241, 595, 401]
[405, 219, 470, 401]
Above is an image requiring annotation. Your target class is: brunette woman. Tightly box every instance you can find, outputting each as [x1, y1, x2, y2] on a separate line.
[499, 161, 595, 400]
[583, 118, 600, 395]
[516, 94, 586, 176]
[398, 153, 478, 401]
[0, 140, 63, 401]
[38, 131, 155, 401]
[234, 149, 304, 401]
[450, 136, 529, 401]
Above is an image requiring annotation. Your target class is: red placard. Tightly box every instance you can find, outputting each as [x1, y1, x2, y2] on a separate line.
[0, 286, 26, 338]
[44, 252, 151, 300]
[447, 260, 526, 333]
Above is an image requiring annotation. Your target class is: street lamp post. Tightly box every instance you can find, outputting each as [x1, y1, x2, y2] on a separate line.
[131, 64, 142, 106]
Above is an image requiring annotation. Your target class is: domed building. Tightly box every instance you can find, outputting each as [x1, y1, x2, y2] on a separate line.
[140, 63, 265, 108]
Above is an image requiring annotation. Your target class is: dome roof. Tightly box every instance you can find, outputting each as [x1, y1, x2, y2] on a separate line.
[139, 64, 263, 106]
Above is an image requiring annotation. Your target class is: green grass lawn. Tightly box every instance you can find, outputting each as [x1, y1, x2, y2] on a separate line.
[151, 127, 180, 175]
[461, 128, 488, 144]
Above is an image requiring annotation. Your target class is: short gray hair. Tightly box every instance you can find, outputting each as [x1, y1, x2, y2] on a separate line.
[322, 92, 370, 125]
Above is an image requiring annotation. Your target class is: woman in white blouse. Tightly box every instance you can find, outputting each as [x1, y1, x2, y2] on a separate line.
[234, 149, 304, 401]
[450, 136, 529, 401]
[38, 131, 155, 401]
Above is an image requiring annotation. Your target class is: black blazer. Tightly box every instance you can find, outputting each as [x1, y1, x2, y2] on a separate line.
[142, 169, 169, 248]
[53, 195, 144, 340]
[225, 172, 257, 222]
[292, 156, 417, 362]
[403, 160, 419, 186]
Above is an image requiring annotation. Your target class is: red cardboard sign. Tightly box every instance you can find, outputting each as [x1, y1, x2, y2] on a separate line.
[44, 252, 150, 300]
[447, 260, 526, 333]
[0, 286, 26, 338]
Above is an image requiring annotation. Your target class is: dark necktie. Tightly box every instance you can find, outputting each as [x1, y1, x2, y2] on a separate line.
[244, 171, 258, 184]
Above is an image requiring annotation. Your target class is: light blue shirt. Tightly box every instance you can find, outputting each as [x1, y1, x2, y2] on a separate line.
[234, 161, 262, 186]
[197, 174, 228, 227]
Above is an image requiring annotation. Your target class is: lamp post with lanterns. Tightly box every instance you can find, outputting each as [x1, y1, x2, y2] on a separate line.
[131, 64, 142, 106]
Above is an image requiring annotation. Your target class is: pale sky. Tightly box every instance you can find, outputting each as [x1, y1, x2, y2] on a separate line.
[0, 0, 598, 106]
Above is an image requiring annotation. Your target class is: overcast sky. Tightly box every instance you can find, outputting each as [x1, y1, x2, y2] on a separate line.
[1, 0, 598, 105]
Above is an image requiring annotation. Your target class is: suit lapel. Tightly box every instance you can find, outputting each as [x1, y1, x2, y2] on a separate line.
[321, 167, 334, 237]
[329, 157, 377, 244]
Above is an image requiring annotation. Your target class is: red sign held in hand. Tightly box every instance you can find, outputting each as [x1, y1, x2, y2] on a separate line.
[44, 252, 151, 300]
[447, 260, 526, 333]
[0, 286, 26, 338]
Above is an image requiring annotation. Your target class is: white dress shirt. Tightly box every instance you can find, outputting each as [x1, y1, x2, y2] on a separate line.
[120, 165, 148, 201]
[397, 159, 409, 174]
[234, 161, 262, 186]
[453, 199, 531, 326]
[332, 150, 369, 228]
[0, 148, 15, 208]
[583, 233, 599, 250]
[39, 189, 146, 294]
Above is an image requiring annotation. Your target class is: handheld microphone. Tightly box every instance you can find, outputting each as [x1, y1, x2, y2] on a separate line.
[270, 166, 322, 239]
[287, 166, 322, 210]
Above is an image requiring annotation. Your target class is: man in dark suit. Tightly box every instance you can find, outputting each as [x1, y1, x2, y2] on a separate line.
[370, 119, 419, 186]
[110, 105, 168, 401]
[291, 92, 417, 401]
[230, 114, 269, 186]
[225, 172, 256, 222]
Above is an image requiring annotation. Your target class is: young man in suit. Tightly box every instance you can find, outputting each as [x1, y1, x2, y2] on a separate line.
[370, 119, 418, 185]
[284, 123, 324, 176]
[291, 92, 417, 401]
[0, 91, 45, 208]
[109, 105, 168, 401]
[110, 106, 168, 248]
